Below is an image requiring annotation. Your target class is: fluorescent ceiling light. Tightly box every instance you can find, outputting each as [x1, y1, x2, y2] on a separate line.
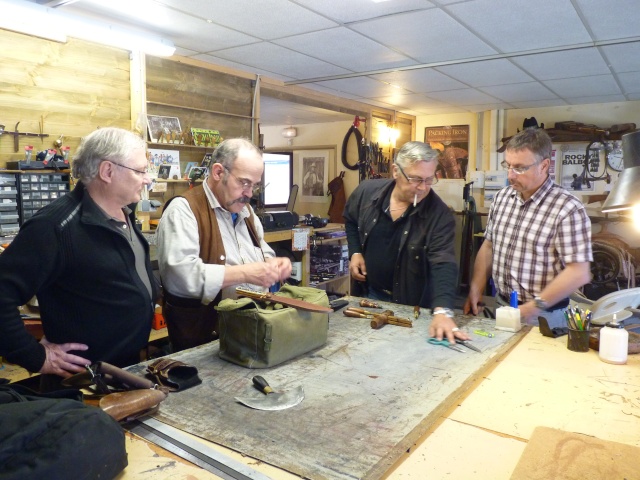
[0, 0, 175, 56]
[0, 0, 67, 42]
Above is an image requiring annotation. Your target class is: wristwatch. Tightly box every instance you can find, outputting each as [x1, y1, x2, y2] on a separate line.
[433, 308, 454, 318]
[533, 296, 549, 310]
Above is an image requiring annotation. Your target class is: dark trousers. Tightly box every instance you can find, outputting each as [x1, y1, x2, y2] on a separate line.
[164, 294, 218, 353]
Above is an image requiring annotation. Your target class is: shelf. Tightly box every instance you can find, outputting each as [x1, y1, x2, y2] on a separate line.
[147, 142, 218, 151]
[146, 101, 255, 120]
[310, 273, 350, 288]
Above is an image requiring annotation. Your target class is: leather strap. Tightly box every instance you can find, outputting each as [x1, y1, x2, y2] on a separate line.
[236, 288, 333, 313]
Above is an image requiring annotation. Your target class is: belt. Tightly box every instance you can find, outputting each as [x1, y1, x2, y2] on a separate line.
[164, 291, 203, 309]
[498, 293, 569, 311]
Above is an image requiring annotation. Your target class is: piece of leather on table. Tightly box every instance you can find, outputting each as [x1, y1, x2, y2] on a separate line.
[146, 358, 202, 392]
[538, 316, 568, 338]
[99, 389, 167, 422]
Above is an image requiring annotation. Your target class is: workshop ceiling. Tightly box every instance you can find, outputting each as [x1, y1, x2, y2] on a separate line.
[30, 0, 640, 125]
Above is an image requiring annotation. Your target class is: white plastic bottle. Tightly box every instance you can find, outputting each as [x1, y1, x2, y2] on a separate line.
[599, 315, 628, 365]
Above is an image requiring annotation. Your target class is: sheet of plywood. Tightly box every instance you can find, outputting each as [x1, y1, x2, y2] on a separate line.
[128, 303, 524, 480]
[510, 426, 640, 480]
[449, 328, 640, 446]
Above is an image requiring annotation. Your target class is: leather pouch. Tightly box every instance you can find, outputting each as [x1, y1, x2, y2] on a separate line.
[99, 389, 167, 422]
[146, 358, 202, 392]
[216, 284, 330, 368]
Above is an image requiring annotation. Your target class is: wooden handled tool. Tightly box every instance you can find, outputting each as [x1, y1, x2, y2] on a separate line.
[360, 299, 381, 309]
[346, 307, 393, 316]
[370, 314, 413, 329]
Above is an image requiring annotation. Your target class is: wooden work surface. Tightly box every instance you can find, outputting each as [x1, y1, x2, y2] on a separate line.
[127, 298, 523, 480]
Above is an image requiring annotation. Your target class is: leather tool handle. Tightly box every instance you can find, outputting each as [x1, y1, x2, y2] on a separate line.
[374, 314, 413, 327]
[98, 362, 156, 390]
[360, 299, 381, 308]
[252, 375, 274, 395]
[236, 288, 332, 313]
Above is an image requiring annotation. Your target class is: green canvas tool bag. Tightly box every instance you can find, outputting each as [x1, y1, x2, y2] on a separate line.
[216, 285, 330, 368]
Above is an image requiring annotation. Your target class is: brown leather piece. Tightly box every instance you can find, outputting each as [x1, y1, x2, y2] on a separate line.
[99, 389, 167, 422]
[236, 288, 333, 313]
[146, 358, 202, 392]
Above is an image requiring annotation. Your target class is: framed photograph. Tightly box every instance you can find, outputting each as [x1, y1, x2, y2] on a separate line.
[296, 149, 329, 203]
[201, 153, 213, 169]
[424, 125, 469, 180]
[157, 165, 172, 180]
[558, 144, 596, 192]
[188, 166, 207, 181]
[191, 128, 221, 147]
[147, 115, 182, 143]
[183, 161, 198, 177]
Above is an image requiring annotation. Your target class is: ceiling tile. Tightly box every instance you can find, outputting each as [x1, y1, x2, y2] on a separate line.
[575, 0, 640, 41]
[293, 0, 434, 23]
[158, 0, 338, 40]
[314, 77, 412, 98]
[617, 71, 640, 94]
[600, 43, 640, 74]
[435, 59, 534, 87]
[273, 27, 415, 72]
[349, 9, 497, 64]
[480, 82, 559, 102]
[543, 75, 622, 97]
[426, 88, 501, 104]
[213, 43, 352, 79]
[566, 94, 628, 105]
[447, 0, 592, 52]
[370, 69, 468, 93]
[511, 48, 610, 80]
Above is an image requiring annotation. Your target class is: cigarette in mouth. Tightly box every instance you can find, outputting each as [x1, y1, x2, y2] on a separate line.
[413, 194, 417, 207]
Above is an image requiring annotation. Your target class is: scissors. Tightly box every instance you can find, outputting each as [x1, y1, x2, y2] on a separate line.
[456, 339, 482, 353]
[428, 338, 466, 353]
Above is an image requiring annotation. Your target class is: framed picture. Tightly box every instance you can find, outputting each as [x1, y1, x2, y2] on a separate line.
[183, 161, 198, 177]
[188, 166, 207, 181]
[558, 143, 596, 192]
[296, 149, 329, 203]
[147, 115, 182, 143]
[424, 125, 470, 179]
[157, 165, 172, 180]
[201, 153, 213, 169]
[191, 128, 221, 147]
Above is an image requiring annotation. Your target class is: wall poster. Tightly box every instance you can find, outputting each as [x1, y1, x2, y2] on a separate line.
[558, 144, 597, 192]
[424, 125, 469, 179]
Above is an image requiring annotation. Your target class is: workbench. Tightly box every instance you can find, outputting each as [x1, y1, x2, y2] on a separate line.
[119, 299, 640, 480]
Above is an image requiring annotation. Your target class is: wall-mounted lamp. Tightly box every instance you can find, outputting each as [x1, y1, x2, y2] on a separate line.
[602, 130, 640, 214]
[281, 126, 297, 145]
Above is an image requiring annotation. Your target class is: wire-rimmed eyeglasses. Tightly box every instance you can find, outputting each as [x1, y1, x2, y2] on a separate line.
[109, 160, 149, 176]
[500, 159, 545, 175]
[223, 166, 262, 193]
[396, 163, 438, 186]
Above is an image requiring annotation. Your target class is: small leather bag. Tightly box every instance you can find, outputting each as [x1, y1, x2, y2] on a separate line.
[146, 358, 202, 392]
[216, 284, 330, 368]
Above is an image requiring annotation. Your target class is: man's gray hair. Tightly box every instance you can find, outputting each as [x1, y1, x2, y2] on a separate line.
[394, 141, 440, 169]
[505, 128, 553, 163]
[72, 128, 145, 183]
[211, 138, 262, 172]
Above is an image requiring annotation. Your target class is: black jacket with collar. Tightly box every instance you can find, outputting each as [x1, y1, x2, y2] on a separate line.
[343, 178, 458, 308]
[0, 182, 159, 373]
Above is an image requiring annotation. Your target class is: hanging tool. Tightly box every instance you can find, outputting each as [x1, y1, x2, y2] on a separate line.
[234, 376, 304, 411]
[2, 121, 50, 152]
[428, 338, 466, 353]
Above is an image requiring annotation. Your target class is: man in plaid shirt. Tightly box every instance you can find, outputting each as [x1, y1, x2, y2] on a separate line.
[464, 128, 593, 328]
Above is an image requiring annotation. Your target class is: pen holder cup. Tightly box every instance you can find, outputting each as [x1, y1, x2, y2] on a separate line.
[567, 328, 590, 352]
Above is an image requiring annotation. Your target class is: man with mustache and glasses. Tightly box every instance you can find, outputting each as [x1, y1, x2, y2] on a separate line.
[157, 138, 292, 352]
[464, 128, 592, 329]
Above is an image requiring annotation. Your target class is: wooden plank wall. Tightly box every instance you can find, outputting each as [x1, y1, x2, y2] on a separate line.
[145, 57, 255, 175]
[0, 30, 131, 168]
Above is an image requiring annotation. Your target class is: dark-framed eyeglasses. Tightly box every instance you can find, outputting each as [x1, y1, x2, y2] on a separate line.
[223, 166, 262, 193]
[396, 163, 438, 186]
[500, 159, 544, 175]
[109, 160, 149, 176]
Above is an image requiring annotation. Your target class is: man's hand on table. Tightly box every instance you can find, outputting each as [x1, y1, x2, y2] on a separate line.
[429, 314, 470, 344]
[39, 337, 90, 378]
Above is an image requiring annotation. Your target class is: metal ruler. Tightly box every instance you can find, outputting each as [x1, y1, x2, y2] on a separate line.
[126, 417, 272, 480]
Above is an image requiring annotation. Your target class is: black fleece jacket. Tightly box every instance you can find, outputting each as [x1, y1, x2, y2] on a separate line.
[0, 182, 159, 372]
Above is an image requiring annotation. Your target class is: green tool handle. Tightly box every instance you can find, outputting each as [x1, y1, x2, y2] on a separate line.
[474, 329, 494, 338]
